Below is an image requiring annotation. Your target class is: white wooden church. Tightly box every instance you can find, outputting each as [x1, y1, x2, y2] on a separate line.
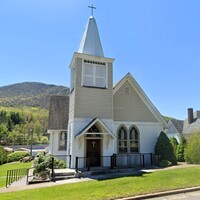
[48, 11, 168, 169]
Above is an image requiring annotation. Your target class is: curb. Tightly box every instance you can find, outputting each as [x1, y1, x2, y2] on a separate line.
[117, 186, 200, 199]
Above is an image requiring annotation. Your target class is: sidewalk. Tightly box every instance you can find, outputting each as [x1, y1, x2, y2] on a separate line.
[0, 176, 94, 193]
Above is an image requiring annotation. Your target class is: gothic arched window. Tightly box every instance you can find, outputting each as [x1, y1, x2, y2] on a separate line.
[118, 126, 128, 153]
[129, 126, 139, 153]
[117, 125, 140, 154]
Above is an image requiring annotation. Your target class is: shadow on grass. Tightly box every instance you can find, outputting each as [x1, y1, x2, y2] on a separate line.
[89, 170, 152, 181]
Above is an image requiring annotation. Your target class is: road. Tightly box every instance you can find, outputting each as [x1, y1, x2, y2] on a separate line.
[149, 190, 200, 200]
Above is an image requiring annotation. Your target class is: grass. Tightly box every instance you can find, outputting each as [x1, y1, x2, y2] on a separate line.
[0, 162, 32, 188]
[1, 166, 200, 200]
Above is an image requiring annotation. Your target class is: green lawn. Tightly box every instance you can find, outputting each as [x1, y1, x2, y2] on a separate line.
[1, 166, 200, 200]
[0, 162, 32, 188]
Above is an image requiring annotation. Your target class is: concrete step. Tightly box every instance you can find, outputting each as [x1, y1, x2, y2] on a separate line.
[52, 168, 76, 181]
[53, 175, 75, 181]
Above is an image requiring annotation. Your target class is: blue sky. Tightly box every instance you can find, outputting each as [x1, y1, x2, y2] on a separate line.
[0, 0, 200, 120]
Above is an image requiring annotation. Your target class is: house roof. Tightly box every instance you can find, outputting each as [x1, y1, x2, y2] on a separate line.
[78, 16, 104, 57]
[75, 118, 115, 138]
[113, 73, 168, 129]
[48, 95, 69, 130]
[183, 116, 200, 135]
[169, 118, 184, 134]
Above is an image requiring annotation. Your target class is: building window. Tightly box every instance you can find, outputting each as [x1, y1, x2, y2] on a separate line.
[118, 126, 128, 153]
[83, 60, 106, 88]
[59, 131, 67, 151]
[118, 125, 139, 154]
[129, 126, 139, 153]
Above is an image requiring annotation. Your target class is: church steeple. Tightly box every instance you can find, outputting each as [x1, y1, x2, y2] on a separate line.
[78, 15, 104, 57]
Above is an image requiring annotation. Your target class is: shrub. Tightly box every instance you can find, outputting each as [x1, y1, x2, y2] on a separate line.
[159, 160, 172, 167]
[170, 137, 178, 159]
[7, 151, 30, 162]
[176, 136, 187, 162]
[185, 131, 200, 164]
[155, 131, 177, 165]
[33, 154, 66, 179]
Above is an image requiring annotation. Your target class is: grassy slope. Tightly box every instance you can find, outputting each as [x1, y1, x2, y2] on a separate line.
[1, 166, 200, 200]
[0, 162, 32, 188]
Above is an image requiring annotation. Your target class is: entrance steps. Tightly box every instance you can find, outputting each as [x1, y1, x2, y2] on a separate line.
[53, 169, 76, 181]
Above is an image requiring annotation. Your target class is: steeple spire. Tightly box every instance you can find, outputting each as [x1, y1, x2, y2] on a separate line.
[78, 8, 104, 57]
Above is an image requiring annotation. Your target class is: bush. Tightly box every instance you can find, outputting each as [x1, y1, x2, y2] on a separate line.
[0, 146, 8, 165]
[33, 154, 66, 179]
[185, 131, 200, 164]
[176, 136, 187, 162]
[170, 137, 178, 159]
[7, 151, 30, 162]
[159, 160, 172, 167]
[155, 131, 177, 165]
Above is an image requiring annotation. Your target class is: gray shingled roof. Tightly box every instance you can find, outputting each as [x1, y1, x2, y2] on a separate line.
[183, 118, 200, 135]
[182, 110, 200, 136]
[170, 118, 184, 134]
[48, 95, 69, 130]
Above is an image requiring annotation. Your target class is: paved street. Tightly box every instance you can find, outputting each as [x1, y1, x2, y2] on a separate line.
[149, 190, 200, 200]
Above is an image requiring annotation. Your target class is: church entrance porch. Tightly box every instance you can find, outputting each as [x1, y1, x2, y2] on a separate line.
[86, 139, 101, 167]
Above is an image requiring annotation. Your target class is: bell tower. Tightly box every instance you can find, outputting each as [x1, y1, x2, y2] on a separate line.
[68, 7, 115, 167]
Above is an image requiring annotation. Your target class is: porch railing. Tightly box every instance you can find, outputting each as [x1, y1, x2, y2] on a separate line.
[75, 156, 111, 171]
[6, 168, 29, 188]
[75, 153, 160, 171]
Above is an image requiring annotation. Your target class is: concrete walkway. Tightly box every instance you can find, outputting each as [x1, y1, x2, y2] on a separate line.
[0, 163, 200, 196]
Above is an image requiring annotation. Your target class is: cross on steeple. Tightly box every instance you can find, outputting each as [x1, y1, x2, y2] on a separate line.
[88, 4, 96, 17]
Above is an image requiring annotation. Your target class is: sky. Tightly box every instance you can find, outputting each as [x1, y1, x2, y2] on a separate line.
[0, 0, 200, 120]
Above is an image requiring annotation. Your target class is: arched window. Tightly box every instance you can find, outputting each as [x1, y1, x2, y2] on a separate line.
[117, 125, 140, 154]
[129, 126, 139, 153]
[118, 126, 128, 153]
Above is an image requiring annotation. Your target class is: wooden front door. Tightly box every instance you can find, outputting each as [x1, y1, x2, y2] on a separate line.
[86, 139, 101, 167]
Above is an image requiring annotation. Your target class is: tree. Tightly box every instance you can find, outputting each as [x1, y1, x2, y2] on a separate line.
[155, 131, 177, 165]
[176, 136, 187, 162]
[0, 145, 7, 165]
[170, 137, 178, 159]
[0, 124, 8, 145]
[185, 131, 200, 164]
[40, 136, 49, 144]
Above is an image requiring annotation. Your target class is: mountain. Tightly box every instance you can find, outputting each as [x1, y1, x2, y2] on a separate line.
[0, 82, 69, 109]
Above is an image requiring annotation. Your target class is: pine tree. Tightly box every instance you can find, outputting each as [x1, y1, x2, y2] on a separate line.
[155, 131, 177, 165]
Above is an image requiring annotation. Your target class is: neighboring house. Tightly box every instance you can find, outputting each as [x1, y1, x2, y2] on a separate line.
[48, 14, 168, 169]
[167, 108, 200, 142]
[182, 108, 200, 139]
[166, 119, 183, 143]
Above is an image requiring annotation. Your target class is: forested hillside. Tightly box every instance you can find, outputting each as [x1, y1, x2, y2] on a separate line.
[0, 82, 69, 109]
[0, 107, 48, 145]
[0, 82, 70, 145]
